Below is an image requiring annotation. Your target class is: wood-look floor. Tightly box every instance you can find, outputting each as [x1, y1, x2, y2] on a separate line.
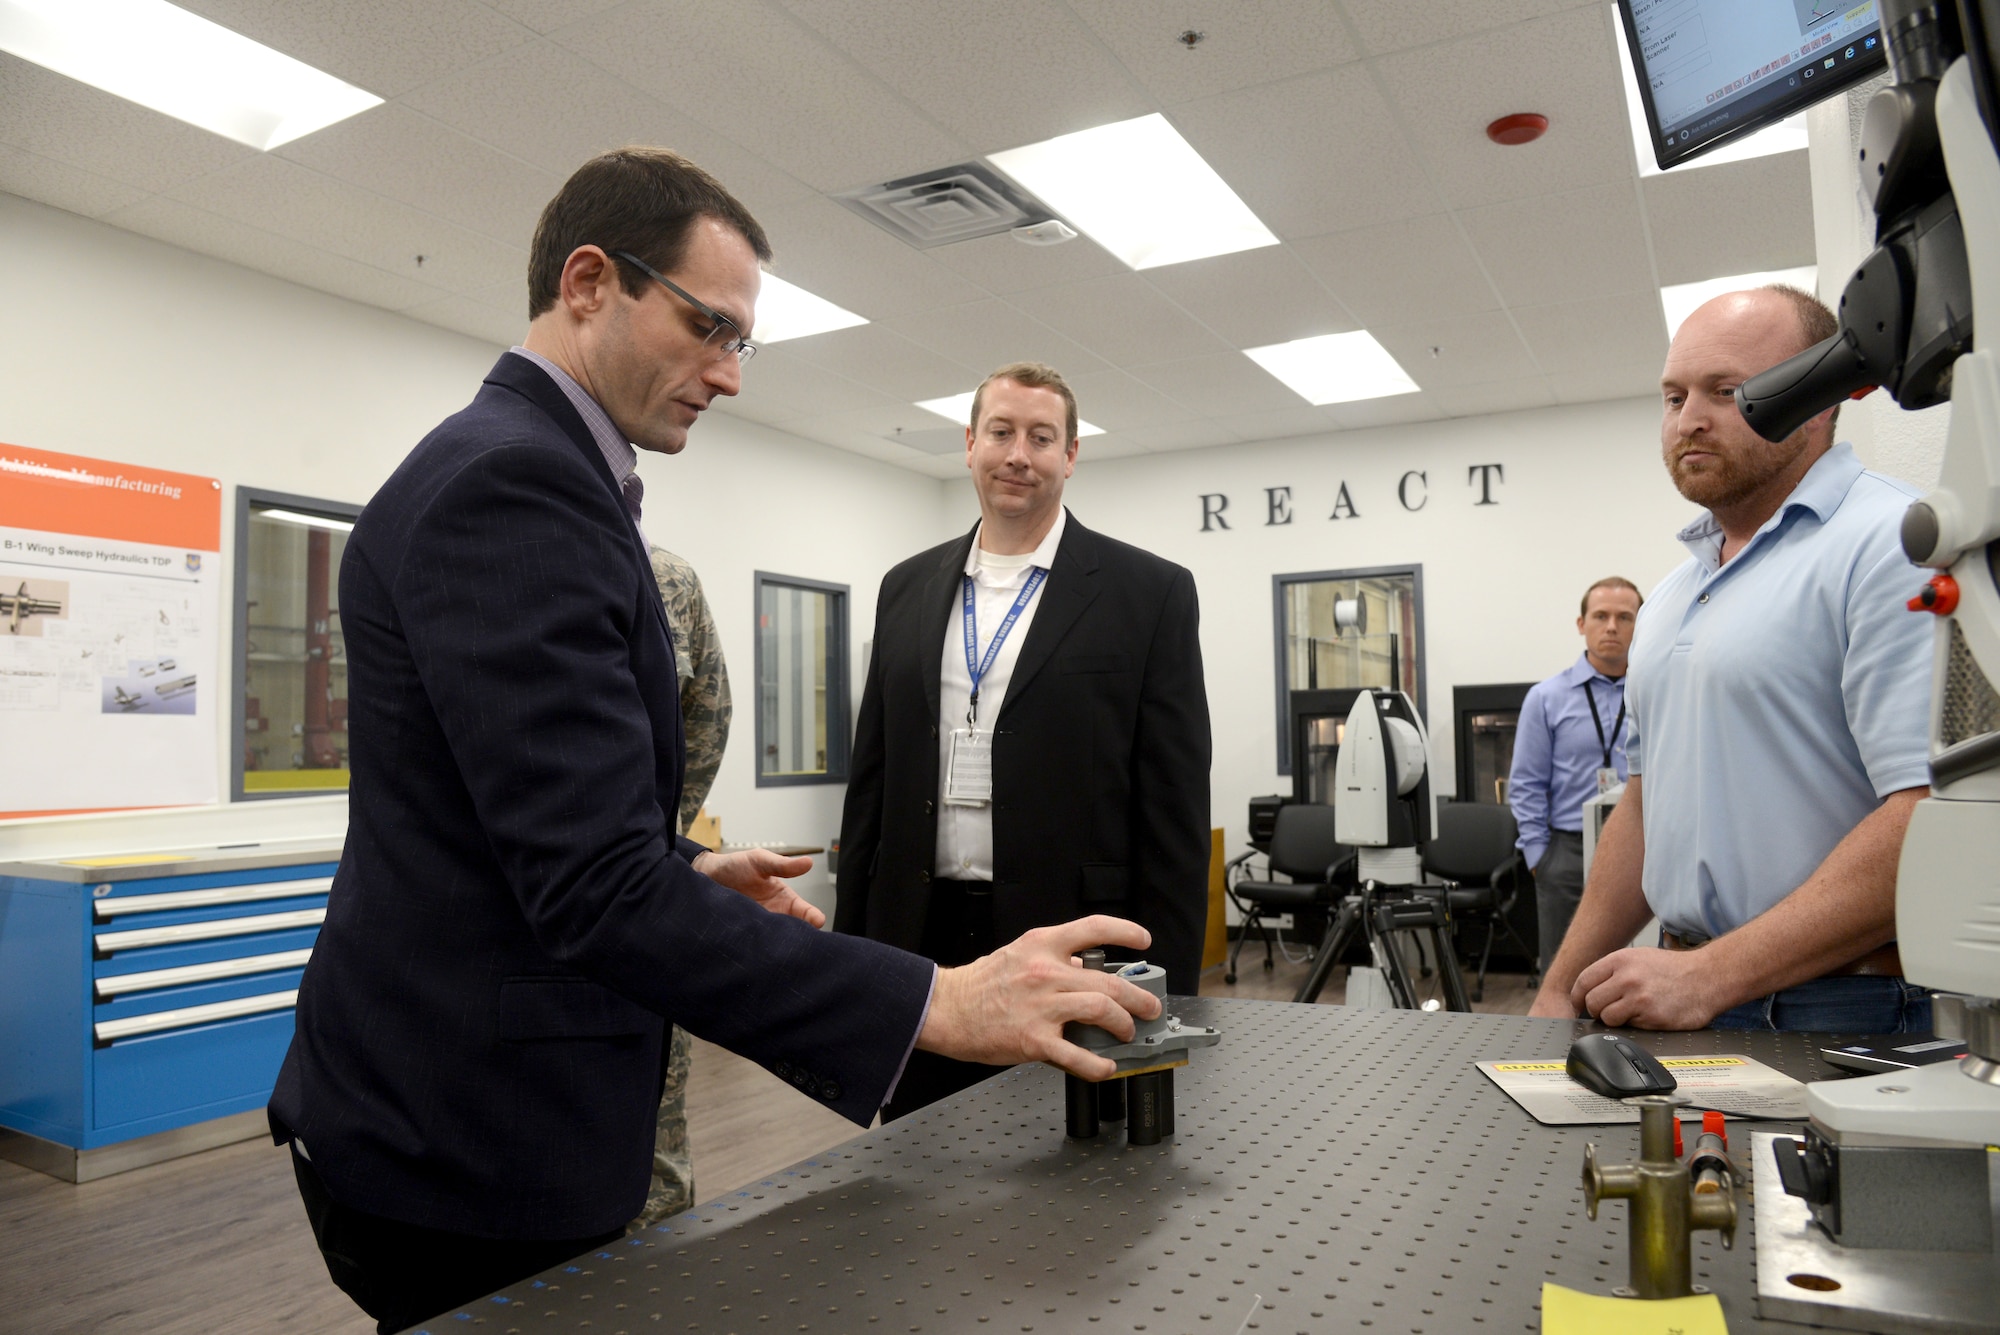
[0, 957, 1536, 1333]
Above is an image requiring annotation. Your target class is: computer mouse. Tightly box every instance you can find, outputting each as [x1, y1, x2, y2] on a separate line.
[1567, 1032, 1678, 1098]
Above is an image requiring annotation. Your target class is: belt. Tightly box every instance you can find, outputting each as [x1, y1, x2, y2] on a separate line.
[1660, 928, 1903, 978]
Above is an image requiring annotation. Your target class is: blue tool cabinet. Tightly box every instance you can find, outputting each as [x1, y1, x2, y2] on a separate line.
[0, 843, 339, 1165]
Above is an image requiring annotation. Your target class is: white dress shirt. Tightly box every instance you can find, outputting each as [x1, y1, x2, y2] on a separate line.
[932, 508, 1066, 881]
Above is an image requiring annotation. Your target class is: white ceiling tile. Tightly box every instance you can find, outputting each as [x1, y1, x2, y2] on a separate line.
[1170, 66, 1442, 238]
[1118, 420, 1238, 453]
[0, 145, 148, 219]
[161, 155, 527, 295]
[1337, 0, 1575, 57]
[1293, 214, 1501, 326]
[1228, 405, 1348, 443]
[731, 346, 904, 418]
[0, 54, 257, 193]
[1458, 181, 1655, 307]
[1429, 378, 1559, 418]
[1129, 353, 1311, 417]
[884, 301, 1111, 380]
[1063, 369, 1192, 431]
[1549, 364, 1663, 405]
[756, 193, 988, 320]
[782, 417, 942, 469]
[1073, 435, 1151, 462]
[483, 0, 631, 33]
[553, 0, 968, 193]
[399, 40, 815, 216]
[1323, 392, 1445, 431]
[1641, 152, 1815, 287]
[1069, 1, 1361, 105]
[1142, 247, 1356, 348]
[812, 404, 967, 456]
[778, 324, 983, 401]
[1011, 273, 1232, 366]
[778, 0, 1151, 153]
[1511, 292, 1667, 377]
[277, 103, 564, 249]
[708, 396, 804, 429]
[102, 195, 455, 312]
[403, 294, 522, 347]
[1372, 7, 1635, 209]
[1369, 310, 1540, 388]
[174, 0, 533, 99]
[925, 230, 1130, 295]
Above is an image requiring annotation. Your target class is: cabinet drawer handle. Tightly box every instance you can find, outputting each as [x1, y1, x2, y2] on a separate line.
[94, 877, 333, 919]
[94, 948, 313, 998]
[94, 908, 325, 954]
[94, 989, 299, 1043]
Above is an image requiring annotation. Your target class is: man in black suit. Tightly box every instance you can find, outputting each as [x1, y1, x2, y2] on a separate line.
[270, 151, 1159, 1335]
[836, 362, 1212, 1120]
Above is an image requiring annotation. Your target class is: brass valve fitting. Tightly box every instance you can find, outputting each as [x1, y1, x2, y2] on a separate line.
[1582, 1096, 1737, 1299]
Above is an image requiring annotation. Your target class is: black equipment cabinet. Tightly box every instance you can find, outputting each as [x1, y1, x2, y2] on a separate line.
[1452, 682, 1534, 808]
[1287, 687, 1362, 806]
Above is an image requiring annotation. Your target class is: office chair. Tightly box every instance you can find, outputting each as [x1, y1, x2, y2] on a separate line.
[1223, 803, 1353, 984]
[1418, 801, 1535, 1002]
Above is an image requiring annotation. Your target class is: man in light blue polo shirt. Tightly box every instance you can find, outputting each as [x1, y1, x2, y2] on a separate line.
[1509, 577, 1642, 973]
[1531, 285, 1933, 1032]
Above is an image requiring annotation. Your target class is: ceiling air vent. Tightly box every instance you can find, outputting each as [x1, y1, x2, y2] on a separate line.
[836, 162, 1054, 249]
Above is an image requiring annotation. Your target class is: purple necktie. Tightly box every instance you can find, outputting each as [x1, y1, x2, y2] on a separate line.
[620, 472, 644, 526]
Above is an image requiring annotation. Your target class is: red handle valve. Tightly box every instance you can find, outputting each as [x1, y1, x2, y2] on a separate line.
[1909, 574, 1960, 615]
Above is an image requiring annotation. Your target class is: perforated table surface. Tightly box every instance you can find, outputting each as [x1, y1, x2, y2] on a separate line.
[410, 999, 1837, 1334]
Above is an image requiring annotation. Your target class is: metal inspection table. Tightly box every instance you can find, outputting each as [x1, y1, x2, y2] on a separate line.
[410, 998, 1843, 1334]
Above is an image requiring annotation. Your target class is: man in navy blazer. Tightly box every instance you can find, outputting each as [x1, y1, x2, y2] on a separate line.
[270, 148, 1158, 1334]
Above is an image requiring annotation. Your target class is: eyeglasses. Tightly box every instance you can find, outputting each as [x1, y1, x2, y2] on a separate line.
[609, 249, 757, 364]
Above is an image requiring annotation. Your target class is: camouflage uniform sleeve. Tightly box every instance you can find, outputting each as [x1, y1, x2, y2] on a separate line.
[649, 547, 732, 834]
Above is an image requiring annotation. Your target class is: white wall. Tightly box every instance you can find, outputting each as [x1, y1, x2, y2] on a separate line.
[948, 398, 1704, 856]
[0, 193, 952, 906]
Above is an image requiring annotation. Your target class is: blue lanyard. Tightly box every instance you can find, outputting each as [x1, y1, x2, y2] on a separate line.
[962, 567, 1047, 725]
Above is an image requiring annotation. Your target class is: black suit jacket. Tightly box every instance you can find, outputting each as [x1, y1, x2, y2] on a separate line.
[835, 512, 1211, 992]
[270, 354, 933, 1239]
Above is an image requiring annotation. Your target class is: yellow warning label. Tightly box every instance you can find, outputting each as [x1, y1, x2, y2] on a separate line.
[1659, 1057, 1746, 1067]
[59, 854, 195, 868]
[1490, 1062, 1568, 1072]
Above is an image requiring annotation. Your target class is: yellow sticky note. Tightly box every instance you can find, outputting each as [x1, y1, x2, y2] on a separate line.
[59, 854, 195, 868]
[1542, 1282, 1728, 1334]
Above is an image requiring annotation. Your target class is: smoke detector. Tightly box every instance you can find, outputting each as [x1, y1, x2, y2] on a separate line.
[837, 162, 1058, 249]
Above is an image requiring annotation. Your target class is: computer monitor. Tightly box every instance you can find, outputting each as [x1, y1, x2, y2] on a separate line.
[1617, 0, 1886, 171]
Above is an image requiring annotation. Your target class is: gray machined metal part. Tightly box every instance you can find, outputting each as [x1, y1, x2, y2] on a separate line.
[1061, 962, 1220, 1074]
[409, 1005, 1850, 1334]
[1753, 1132, 2000, 1333]
[1798, 1128, 1994, 1250]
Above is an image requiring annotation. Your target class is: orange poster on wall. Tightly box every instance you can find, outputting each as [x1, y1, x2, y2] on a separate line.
[0, 444, 220, 552]
[0, 443, 222, 817]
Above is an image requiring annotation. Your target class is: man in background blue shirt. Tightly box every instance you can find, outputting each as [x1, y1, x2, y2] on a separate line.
[1509, 577, 1641, 972]
[1530, 285, 1932, 1033]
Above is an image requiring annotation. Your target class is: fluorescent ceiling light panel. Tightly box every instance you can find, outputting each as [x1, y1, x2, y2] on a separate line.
[1244, 331, 1420, 406]
[255, 507, 354, 532]
[0, 0, 381, 150]
[986, 113, 1278, 271]
[915, 391, 1104, 436]
[1660, 265, 1819, 339]
[752, 272, 868, 343]
[1611, 5, 1806, 176]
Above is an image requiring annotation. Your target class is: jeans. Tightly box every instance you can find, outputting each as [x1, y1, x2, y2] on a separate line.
[1709, 975, 1933, 1033]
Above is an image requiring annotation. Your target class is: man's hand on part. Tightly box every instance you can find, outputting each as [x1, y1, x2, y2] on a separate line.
[918, 916, 1162, 1079]
[1526, 987, 1580, 1020]
[691, 848, 824, 928]
[1569, 947, 1719, 1029]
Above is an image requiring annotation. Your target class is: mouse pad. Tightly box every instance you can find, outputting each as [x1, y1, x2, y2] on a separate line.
[1477, 1053, 1807, 1124]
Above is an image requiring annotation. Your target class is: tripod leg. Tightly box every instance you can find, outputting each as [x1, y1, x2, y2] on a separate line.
[1432, 923, 1473, 1012]
[1374, 922, 1419, 1010]
[1293, 898, 1361, 1004]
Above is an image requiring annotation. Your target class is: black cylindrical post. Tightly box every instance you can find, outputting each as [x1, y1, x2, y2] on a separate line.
[1099, 1074, 1126, 1122]
[1127, 1071, 1164, 1146]
[1160, 1068, 1175, 1139]
[1065, 1074, 1100, 1140]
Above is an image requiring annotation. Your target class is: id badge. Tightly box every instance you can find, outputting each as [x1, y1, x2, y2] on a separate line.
[944, 728, 994, 806]
[1596, 767, 1618, 795]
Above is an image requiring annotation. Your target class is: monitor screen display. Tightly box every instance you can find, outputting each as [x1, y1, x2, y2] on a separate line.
[1618, 0, 1886, 171]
